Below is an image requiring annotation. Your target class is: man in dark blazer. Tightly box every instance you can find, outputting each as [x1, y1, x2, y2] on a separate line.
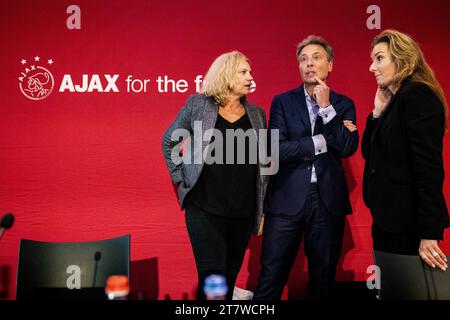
[253, 35, 359, 300]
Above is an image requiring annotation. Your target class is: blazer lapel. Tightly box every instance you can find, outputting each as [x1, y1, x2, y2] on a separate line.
[244, 102, 263, 131]
[370, 92, 398, 144]
[290, 85, 311, 133]
[194, 97, 218, 177]
[202, 97, 219, 145]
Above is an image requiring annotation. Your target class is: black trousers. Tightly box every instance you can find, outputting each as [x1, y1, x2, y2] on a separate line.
[185, 203, 253, 300]
[372, 223, 421, 255]
[254, 184, 345, 300]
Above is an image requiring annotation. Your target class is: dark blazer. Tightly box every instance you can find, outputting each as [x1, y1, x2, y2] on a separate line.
[162, 94, 269, 234]
[264, 85, 359, 216]
[362, 80, 449, 239]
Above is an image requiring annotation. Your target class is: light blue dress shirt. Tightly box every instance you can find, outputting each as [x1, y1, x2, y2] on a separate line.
[304, 86, 337, 183]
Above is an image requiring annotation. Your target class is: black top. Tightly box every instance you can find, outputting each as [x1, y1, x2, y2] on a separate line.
[187, 112, 258, 218]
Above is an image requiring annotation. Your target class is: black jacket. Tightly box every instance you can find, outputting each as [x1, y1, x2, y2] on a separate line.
[362, 80, 449, 239]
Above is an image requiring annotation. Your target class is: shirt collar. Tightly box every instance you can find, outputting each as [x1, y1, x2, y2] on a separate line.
[303, 86, 315, 108]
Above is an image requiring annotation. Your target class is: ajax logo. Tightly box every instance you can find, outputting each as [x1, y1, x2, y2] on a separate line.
[18, 56, 55, 100]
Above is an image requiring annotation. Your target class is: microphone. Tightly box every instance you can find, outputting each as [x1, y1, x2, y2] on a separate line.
[0, 213, 14, 240]
[92, 251, 102, 287]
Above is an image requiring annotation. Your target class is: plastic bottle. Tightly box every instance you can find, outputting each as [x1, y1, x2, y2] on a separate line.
[105, 275, 130, 300]
[203, 274, 227, 300]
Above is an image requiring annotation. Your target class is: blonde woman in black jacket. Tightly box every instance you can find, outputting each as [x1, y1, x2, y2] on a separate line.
[362, 29, 449, 271]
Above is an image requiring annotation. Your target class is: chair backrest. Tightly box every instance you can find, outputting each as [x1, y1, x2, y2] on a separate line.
[373, 250, 450, 300]
[16, 235, 130, 300]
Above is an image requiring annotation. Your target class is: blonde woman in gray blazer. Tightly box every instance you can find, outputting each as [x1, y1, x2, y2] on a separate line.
[162, 51, 268, 299]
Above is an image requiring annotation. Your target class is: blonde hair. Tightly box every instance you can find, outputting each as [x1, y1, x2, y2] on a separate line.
[372, 29, 448, 124]
[201, 51, 249, 106]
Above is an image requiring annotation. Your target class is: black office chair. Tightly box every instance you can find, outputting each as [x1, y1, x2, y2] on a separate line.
[373, 250, 450, 300]
[16, 234, 130, 300]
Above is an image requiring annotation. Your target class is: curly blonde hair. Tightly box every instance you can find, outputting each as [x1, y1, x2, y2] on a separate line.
[201, 51, 249, 106]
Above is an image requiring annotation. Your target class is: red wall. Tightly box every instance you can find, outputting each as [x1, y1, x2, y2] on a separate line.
[1, 0, 450, 299]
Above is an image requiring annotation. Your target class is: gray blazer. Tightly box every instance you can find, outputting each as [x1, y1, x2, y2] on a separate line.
[162, 94, 268, 234]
